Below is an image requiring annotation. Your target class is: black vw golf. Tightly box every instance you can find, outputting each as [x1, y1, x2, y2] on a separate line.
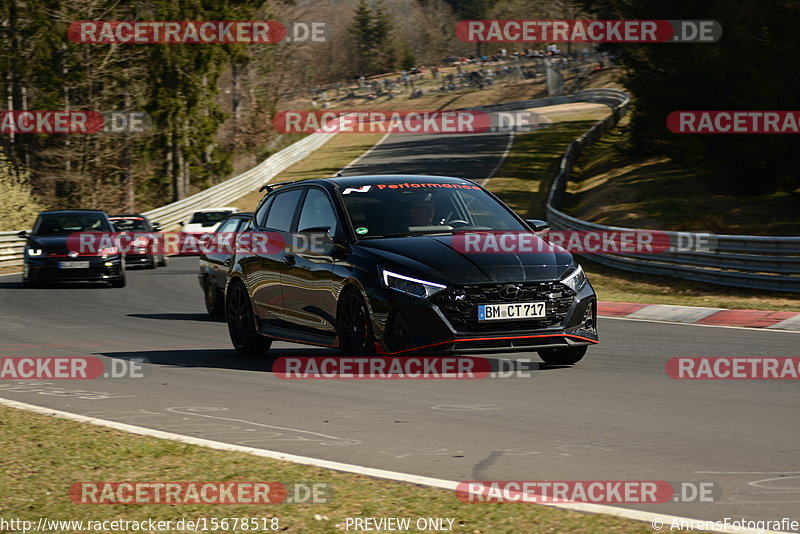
[226, 175, 597, 365]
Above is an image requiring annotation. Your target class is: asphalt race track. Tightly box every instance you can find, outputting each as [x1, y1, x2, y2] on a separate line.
[2, 111, 799, 529]
[1, 262, 799, 525]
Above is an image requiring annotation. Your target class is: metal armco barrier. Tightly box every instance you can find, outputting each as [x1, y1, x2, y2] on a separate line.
[4, 88, 799, 293]
[1, 126, 339, 270]
[546, 88, 800, 293]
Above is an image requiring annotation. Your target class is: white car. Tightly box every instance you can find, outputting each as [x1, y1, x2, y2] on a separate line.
[181, 207, 239, 235]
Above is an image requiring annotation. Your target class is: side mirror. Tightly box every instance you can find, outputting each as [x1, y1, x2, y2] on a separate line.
[17, 230, 28, 239]
[296, 226, 341, 255]
[525, 219, 550, 232]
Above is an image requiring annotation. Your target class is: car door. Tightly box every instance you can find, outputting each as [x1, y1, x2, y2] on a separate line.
[248, 188, 303, 329]
[208, 217, 241, 289]
[280, 187, 342, 341]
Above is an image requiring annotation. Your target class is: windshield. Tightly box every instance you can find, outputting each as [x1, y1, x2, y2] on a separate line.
[189, 211, 233, 225]
[32, 214, 112, 235]
[110, 218, 148, 231]
[341, 182, 526, 238]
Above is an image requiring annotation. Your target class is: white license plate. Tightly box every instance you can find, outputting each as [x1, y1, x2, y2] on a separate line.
[58, 261, 90, 269]
[478, 302, 546, 321]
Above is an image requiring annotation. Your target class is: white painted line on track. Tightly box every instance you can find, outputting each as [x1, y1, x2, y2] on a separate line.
[478, 130, 514, 187]
[0, 397, 790, 534]
[601, 315, 800, 334]
[336, 131, 392, 176]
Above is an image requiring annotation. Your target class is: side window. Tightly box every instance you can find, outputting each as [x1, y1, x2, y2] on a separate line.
[264, 189, 303, 232]
[216, 218, 239, 234]
[236, 218, 252, 232]
[254, 196, 275, 228]
[297, 189, 338, 232]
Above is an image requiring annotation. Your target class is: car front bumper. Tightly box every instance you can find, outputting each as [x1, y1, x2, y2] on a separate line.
[24, 255, 125, 282]
[370, 279, 598, 355]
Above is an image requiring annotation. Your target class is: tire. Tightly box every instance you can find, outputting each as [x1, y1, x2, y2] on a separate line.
[110, 275, 126, 288]
[537, 346, 587, 365]
[204, 276, 224, 317]
[145, 256, 156, 269]
[157, 255, 167, 267]
[226, 281, 271, 356]
[22, 278, 39, 288]
[337, 289, 375, 356]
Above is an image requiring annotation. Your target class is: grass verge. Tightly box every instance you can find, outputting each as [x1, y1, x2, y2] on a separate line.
[483, 107, 800, 311]
[565, 123, 800, 236]
[0, 404, 655, 533]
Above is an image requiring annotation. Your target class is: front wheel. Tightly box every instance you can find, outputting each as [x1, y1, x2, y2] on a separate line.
[157, 255, 167, 267]
[204, 277, 224, 317]
[226, 281, 271, 356]
[109, 275, 126, 288]
[338, 289, 375, 356]
[537, 346, 587, 365]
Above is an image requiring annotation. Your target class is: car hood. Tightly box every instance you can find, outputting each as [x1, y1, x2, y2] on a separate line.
[26, 235, 76, 255]
[356, 234, 574, 284]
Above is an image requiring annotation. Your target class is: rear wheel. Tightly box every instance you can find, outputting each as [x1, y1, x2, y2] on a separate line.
[226, 281, 271, 356]
[537, 346, 587, 365]
[338, 289, 375, 356]
[204, 276, 224, 317]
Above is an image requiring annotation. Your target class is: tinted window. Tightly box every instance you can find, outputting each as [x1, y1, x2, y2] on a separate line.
[298, 189, 338, 232]
[189, 211, 233, 225]
[254, 196, 274, 228]
[264, 189, 303, 232]
[110, 218, 148, 231]
[340, 183, 525, 237]
[33, 213, 112, 235]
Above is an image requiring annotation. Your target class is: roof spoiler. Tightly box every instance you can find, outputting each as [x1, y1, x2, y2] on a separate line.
[258, 180, 296, 193]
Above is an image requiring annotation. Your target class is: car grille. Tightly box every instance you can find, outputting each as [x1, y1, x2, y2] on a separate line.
[430, 281, 575, 332]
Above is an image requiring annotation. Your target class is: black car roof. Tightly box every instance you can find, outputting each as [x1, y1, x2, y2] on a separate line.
[39, 210, 108, 215]
[109, 214, 149, 219]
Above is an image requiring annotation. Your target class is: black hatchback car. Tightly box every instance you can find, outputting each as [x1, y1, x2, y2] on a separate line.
[19, 210, 125, 288]
[199, 212, 253, 316]
[225, 175, 597, 365]
[109, 214, 167, 269]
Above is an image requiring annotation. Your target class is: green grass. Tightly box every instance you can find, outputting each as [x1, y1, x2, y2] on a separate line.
[565, 125, 800, 236]
[487, 109, 611, 218]
[483, 108, 800, 311]
[0, 405, 655, 534]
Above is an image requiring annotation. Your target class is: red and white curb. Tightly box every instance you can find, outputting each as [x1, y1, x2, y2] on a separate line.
[599, 301, 800, 331]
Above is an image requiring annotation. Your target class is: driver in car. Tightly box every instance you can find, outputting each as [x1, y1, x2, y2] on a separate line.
[408, 194, 436, 226]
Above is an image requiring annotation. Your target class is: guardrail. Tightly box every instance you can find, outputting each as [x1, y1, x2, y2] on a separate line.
[1, 127, 338, 271]
[545, 88, 800, 293]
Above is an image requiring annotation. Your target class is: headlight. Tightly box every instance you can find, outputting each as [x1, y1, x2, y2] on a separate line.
[25, 247, 43, 257]
[382, 269, 446, 299]
[561, 264, 587, 293]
